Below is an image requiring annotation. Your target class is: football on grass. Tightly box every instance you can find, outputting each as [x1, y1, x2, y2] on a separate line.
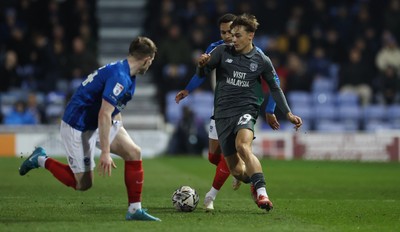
[171, 186, 199, 212]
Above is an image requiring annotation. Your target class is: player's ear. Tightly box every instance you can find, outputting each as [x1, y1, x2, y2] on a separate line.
[248, 32, 255, 40]
[142, 56, 151, 65]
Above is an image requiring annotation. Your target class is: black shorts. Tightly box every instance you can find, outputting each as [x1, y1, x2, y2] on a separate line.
[215, 113, 256, 157]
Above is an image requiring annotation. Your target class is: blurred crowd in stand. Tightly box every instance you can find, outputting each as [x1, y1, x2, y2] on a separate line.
[0, 0, 98, 125]
[143, 0, 400, 132]
[1, 0, 400, 131]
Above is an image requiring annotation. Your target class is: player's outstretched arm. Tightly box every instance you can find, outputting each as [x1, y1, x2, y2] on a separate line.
[175, 73, 208, 104]
[265, 75, 281, 130]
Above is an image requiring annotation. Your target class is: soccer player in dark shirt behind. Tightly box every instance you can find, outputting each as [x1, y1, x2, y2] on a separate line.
[196, 14, 302, 211]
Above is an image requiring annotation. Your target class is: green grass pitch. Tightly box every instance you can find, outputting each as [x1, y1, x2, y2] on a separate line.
[1, 156, 399, 232]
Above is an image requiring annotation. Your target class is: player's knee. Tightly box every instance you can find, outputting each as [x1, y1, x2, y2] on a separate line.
[208, 152, 220, 165]
[124, 146, 141, 160]
[76, 182, 92, 191]
[75, 178, 93, 191]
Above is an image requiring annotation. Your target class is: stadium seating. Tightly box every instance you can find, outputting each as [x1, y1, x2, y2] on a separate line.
[314, 120, 346, 132]
[336, 92, 359, 106]
[364, 121, 392, 132]
[164, 88, 397, 132]
[386, 105, 400, 129]
[312, 92, 336, 107]
[45, 92, 66, 123]
[313, 104, 338, 122]
[362, 104, 387, 124]
[165, 91, 191, 125]
[287, 91, 312, 106]
[291, 105, 313, 122]
[311, 78, 336, 93]
[165, 91, 214, 125]
[338, 105, 362, 131]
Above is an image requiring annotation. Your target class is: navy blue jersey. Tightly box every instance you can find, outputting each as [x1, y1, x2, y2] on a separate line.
[62, 59, 135, 131]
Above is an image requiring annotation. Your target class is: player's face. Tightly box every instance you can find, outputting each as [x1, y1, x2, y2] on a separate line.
[138, 55, 154, 75]
[231, 26, 254, 54]
[220, 22, 233, 44]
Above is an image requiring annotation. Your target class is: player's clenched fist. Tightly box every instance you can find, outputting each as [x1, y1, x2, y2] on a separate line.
[198, 54, 211, 67]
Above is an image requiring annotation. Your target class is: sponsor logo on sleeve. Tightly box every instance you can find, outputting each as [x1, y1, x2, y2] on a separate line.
[113, 83, 124, 96]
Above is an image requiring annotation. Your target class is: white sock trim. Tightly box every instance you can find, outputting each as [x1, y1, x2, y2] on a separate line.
[128, 202, 142, 213]
[256, 187, 268, 198]
[206, 187, 219, 200]
[38, 156, 48, 168]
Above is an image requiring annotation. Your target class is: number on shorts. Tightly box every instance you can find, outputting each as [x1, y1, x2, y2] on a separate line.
[237, 114, 252, 125]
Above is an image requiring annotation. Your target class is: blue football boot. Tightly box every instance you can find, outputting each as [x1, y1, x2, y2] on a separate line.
[19, 147, 47, 176]
[125, 209, 161, 221]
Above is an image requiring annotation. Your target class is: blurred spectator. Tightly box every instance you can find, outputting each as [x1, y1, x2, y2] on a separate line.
[308, 0, 330, 30]
[0, 50, 21, 91]
[6, 23, 30, 65]
[324, 28, 347, 64]
[307, 46, 332, 79]
[384, 0, 400, 42]
[0, 7, 26, 45]
[339, 48, 373, 106]
[3, 100, 37, 125]
[26, 92, 47, 124]
[376, 65, 400, 105]
[255, 0, 286, 35]
[49, 24, 68, 86]
[285, 53, 312, 92]
[167, 106, 207, 155]
[79, 23, 97, 55]
[276, 7, 310, 56]
[189, 27, 208, 51]
[66, 36, 98, 85]
[375, 32, 400, 74]
[353, 36, 376, 73]
[155, 24, 192, 114]
[30, 30, 56, 92]
[331, 4, 353, 48]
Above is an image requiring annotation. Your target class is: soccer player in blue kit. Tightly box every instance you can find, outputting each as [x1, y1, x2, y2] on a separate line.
[19, 36, 161, 221]
[175, 14, 280, 211]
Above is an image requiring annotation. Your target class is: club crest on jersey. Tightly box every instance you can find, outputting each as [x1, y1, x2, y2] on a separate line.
[250, 63, 258, 72]
[113, 83, 124, 96]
